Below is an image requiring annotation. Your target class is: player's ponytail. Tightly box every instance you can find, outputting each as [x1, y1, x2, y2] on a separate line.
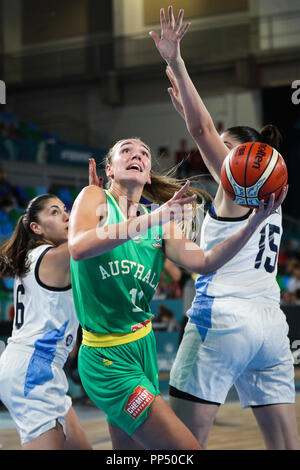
[226, 125, 282, 151]
[0, 194, 56, 278]
[260, 125, 282, 151]
[0, 215, 31, 277]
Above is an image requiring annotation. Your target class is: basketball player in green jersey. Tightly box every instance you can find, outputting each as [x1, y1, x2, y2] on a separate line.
[68, 138, 284, 450]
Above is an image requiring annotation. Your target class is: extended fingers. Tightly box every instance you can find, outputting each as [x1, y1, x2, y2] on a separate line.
[265, 185, 288, 214]
[178, 21, 191, 40]
[175, 9, 184, 32]
[161, 6, 190, 38]
[168, 5, 175, 28]
[173, 180, 191, 199]
[149, 30, 160, 47]
[177, 194, 197, 205]
[275, 185, 288, 208]
[89, 158, 95, 176]
[89, 158, 97, 185]
[160, 8, 167, 30]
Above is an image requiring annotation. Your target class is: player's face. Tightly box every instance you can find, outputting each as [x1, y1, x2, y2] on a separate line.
[220, 132, 242, 151]
[30, 198, 70, 245]
[106, 139, 152, 186]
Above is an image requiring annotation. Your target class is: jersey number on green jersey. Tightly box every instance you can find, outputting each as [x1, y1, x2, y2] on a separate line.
[129, 288, 144, 312]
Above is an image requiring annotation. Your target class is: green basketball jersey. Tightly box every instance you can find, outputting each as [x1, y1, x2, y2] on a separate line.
[70, 190, 164, 336]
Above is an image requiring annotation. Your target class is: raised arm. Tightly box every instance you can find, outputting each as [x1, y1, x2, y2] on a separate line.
[150, 6, 229, 183]
[164, 188, 287, 275]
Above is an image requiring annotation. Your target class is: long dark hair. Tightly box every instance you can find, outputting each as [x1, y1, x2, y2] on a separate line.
[225, 124, 283, 150]
[0, 194, 57, 278]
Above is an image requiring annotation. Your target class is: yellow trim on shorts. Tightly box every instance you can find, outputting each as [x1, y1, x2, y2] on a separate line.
[82, 322, 152, 347]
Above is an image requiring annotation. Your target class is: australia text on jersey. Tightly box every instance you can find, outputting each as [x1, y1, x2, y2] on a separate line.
[99, 260, 159, 290]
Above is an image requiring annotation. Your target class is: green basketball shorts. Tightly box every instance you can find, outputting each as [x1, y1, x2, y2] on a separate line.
[78, 329, 161, 436]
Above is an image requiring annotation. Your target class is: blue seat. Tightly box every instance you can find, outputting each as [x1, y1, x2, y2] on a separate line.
[0, 221, 13, 237]
[2, 277, 14, 291]
[58, 188, 72, 203]
[0, 209, 9, 222]
[36, 187, 48, 196]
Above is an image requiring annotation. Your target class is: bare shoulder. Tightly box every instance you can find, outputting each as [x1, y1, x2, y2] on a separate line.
[76, 185, 106, 204]
[70, 185, 107, 231]
[72, 185, 107, 216]
[38, 242, 71, 287]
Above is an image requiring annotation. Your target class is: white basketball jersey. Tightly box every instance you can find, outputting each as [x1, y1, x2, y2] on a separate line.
[190, 205, 282, 312]
[8, 244, 79, 365]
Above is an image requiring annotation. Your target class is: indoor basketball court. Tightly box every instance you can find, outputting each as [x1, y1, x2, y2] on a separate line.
[0, 0, 300, 452]
[1, 369, 300, 450]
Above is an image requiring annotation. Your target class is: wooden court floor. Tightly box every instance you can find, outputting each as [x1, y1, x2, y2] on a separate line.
[2, 372, 300, 450]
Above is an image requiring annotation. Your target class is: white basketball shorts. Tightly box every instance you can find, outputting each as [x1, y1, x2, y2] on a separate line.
[0, 343, 72, 444]
[170, 297, 295, 408]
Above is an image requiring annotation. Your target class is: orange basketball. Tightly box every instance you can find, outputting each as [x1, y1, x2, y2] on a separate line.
[220, 142, 288, 208]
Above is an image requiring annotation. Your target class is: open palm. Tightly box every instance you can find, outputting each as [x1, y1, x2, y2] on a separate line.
[149, 6, 191, 62]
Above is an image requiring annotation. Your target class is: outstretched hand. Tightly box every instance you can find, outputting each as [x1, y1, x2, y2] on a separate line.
[89, 158, 103, 188]
[248, 186, 288, 229]
[155, 180, 197, 225]
[149, 6, 191, 63]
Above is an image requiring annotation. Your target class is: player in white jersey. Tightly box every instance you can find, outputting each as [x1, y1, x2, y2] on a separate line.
[150, 7, 299, 450]
[0, 194, 92, 450]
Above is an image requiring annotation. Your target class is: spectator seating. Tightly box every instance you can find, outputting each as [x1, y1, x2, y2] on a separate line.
[0, 183, 82, 240]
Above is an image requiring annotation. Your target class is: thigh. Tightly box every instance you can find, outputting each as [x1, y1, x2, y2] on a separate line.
[108, 423, 145, 450]
[132, 395, 201, 450]
[64, 407, 93, 450]
[169, 391, 220, 449]
[252, 404, 300, 450]
[23, 420, 65, 450]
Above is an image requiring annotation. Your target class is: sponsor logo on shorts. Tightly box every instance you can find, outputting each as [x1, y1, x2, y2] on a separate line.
[66, 334, 73, 347]
[103, 358, 113, 366]
[125, 385, 155, 419]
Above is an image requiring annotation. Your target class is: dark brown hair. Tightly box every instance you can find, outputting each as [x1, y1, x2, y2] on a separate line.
[0, 194, 58, 278]
[225, 125, 283, 151]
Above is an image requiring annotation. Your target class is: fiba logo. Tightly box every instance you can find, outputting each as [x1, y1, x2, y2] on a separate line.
[291, 80, 300, 105]
[0, 81, 6, 105]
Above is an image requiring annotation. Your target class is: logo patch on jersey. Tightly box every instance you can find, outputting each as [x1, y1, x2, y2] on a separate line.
[125, 386, 155, 419]
[65, 334, 73, 347]
[131, 315, 154, 332]
[133, 236, 143, 243]
[152, 235, 162, 248]
[103, 358, 113, 367]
